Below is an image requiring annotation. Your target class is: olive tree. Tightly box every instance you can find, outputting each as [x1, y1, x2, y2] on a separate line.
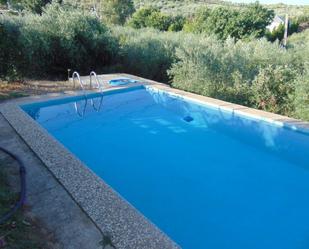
[100, 0, 135, 25]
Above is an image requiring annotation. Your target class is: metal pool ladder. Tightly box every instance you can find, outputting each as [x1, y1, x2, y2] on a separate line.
[89, 71, 104, 111]
[90, 71, 104, 91]
[72, 71, 104, 116]
[72, 71, 87, 117]
[72, 71, 86, 95]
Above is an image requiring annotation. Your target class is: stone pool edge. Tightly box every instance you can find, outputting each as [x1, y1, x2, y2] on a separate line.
[1, 73, 309, 249]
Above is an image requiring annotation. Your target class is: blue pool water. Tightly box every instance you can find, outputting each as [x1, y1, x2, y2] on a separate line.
[22, 87, 309, 249]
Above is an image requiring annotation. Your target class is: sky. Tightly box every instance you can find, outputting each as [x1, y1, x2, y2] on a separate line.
[227, 0, 309, 5]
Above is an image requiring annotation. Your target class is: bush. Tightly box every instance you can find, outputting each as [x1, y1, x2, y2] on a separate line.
[0, 16, 23, 80]
[19, 0, 51, 14]
[112, 26, 184, 82]
[251, 65, 296, 115]
[288, 29, 309, 47]
[0, 3, 118, 79]
[168, 15, 185, 32]
[294, 64, 309, 120]
[100, 0, 135, 25]
[168, 36, 306, 116]
[183, 3, 274, 40]
[128, 7, 184, 31]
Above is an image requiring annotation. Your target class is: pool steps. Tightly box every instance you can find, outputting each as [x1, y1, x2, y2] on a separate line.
[73, 71, 104, 116]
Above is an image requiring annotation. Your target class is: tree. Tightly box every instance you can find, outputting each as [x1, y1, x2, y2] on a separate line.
[128, 7, 160, 29]
[100, 0, 135, 25]
[232, 3, 274, 40]
[168, 15, 185, 32]
[184, 3, 274, 41]
[128, 7, 184, 32]
[22, 0, 51, 13]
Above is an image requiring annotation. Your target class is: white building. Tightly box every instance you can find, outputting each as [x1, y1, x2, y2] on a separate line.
[267, 15, 285, 32]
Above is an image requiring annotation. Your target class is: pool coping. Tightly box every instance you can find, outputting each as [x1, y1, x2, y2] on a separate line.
[1, 73, 309, 249]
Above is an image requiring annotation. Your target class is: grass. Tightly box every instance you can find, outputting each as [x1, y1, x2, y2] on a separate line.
[0, 155, 53, 249]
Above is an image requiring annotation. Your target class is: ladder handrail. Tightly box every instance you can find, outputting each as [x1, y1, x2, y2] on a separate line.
[72, 71, 86, 92]
[89, 71, 103, 91]
[72, 71, 104, 116]
[90, 71, 103, 111]
[72, 71, 87, 117]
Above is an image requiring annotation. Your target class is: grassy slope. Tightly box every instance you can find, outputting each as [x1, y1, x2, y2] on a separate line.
[133, 0, 309, 18]
[288, 28, 309, 46]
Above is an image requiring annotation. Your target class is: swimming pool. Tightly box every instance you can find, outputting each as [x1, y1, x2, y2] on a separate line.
[22, 85, 309, 249]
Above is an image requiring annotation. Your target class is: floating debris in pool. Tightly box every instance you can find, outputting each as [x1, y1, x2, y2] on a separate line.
[183, 116, 194, 122]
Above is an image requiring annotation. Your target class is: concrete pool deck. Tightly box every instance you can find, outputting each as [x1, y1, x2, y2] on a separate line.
[0, 114, 106, 249]
[1, 73, 309, 249]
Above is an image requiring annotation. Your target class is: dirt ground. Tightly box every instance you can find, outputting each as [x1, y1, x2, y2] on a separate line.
[0, 80, 75, 102]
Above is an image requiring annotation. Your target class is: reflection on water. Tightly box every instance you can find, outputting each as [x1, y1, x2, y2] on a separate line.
[146, 87, 309, 169]
[74, 98, 88, 117]
[74, 94, 104, 117]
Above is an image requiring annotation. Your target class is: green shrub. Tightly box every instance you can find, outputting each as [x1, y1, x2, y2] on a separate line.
[112, 26, 184, 82]
[294, 64, 309, 121]
[168, 15, 185, 32]
[19, 0, 51, 13]
[288, 29, 309, 47]
[251, 65, 296, 115]
[100, 0, 135, 25]
[0, 16, 23, 80]
[0, 3, 118, 79]
[168, 36, 304, 113]
[183, 3, 274, 40]
[128, 7, 184, 31]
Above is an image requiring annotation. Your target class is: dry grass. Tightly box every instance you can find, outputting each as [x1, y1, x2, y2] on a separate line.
[0, 80, 75, 102]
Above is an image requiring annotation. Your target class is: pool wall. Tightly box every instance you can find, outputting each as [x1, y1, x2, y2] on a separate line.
[1, 73, 309, 249]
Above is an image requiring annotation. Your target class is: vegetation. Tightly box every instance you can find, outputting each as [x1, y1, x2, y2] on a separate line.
[0, 3, 118, 80]
[18, 0, 51, 13]
[1, 0, 51, 13]
[134, 0, 309, 19]
[168, 35, 307, 114]
[113, 26, 185, 82]
[266, 21, 299, 42]
[128, 6, 184, 31]
[183, 3, 274, 40]
[133, 0, 240, 16]
[1, 0, 309, 121]
[294, 64, 309, 121]
[100, 0, 135, 25]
